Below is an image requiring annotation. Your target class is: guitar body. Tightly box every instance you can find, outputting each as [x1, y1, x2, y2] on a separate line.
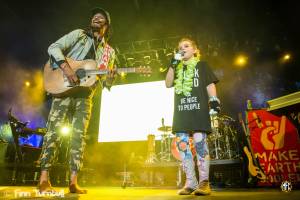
[43, 58, 99, 96]
[243, 146, 266, 180]
[44, 57, 152, 97]
[238, 113, 266, 182]
[243, 146, 258, 177]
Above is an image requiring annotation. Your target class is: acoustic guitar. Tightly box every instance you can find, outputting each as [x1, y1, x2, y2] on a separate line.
[43, 57, 151, 96]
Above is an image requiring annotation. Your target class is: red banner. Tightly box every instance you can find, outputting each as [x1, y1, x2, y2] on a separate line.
[248, 110, 300, 186]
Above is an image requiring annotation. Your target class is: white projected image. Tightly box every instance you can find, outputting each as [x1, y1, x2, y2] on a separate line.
[98, 81, 174, 142]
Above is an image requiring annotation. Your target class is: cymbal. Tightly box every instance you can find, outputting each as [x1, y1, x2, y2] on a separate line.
[157, 126, 172, 132]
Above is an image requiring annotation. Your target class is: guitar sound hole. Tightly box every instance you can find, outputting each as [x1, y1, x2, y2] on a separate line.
[76, 69, 86, 79]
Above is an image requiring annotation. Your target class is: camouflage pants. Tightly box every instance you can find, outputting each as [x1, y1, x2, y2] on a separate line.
[40, 96, 92, 172]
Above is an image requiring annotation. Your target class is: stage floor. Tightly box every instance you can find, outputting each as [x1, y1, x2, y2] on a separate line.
[0, 186, 299, 200]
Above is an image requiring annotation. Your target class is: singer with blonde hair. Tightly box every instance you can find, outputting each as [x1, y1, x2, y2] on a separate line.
[166, 37, 220, 196]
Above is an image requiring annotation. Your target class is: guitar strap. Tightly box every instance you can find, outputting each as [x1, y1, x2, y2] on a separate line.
[97, 43, 113, 70]
[85, 29, 113, 70]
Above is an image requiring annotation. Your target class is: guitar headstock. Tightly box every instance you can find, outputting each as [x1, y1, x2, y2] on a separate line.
[135, 66, 152, 76]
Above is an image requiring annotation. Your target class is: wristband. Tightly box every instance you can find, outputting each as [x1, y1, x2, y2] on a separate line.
[209, 96, 220, 103]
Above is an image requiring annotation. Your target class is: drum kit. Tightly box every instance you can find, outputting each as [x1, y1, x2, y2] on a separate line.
[145, 115, 240, 164]
[208, 114, 240, 160]
[145, 125, 173, 164]
[157, 125, 173, 162]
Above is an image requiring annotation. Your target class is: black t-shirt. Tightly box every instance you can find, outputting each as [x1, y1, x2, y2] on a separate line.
[172, 61, 219, 134]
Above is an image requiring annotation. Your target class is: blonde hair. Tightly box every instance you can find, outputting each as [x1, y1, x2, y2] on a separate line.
[178, 38, 201, 59]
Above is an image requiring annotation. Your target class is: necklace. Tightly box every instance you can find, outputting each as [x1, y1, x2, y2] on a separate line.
[174, 57, 199, 96]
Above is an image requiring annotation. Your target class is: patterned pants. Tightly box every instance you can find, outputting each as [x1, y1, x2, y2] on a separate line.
[40, 96, 92, 172]
[176, 132, 210, 189]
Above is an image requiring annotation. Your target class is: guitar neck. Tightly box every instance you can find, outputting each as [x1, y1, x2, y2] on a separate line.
[239, 112, 261, 166]
[86, 68, 136, 75]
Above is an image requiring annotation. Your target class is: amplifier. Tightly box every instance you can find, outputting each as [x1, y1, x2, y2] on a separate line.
[267, 91, 300, 133]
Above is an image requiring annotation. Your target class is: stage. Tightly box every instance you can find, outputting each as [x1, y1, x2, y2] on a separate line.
[0, 186, 299, 200]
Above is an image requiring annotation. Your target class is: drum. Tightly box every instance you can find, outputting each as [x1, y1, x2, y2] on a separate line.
[145, 134, 157, 163]
[158, 133, 173, 162]
[208, 115, 240, 160]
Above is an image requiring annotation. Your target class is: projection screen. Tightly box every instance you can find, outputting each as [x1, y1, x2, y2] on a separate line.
[98, 81, 174, 142]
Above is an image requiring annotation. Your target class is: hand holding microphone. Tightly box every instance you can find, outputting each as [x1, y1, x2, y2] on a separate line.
[170, 50, 184, 69]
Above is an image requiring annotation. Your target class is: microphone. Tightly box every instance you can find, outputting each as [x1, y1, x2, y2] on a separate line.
[174, 50, 184, 60]
[171, 50, 184, 67]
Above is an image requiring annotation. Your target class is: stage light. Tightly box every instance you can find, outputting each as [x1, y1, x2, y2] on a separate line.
[234, 55, 248, 67]
[159, 67, 167, 72]
[279, 53, 292, 64]
[120, 72, 127, 78]
[60, 125, 71, 136]
[283, 53, 291, 61]
[25, 81, 31, 87]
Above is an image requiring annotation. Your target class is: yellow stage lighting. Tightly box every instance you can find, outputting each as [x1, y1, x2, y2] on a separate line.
[279, 53, 292, 64]
[60, 125, 71, 136]
[234, 55, 248, 67]
[159, 67, 166, 72]
[283, 54, 291, 61]
[25, 81, 31, 87]
[120, 72, 126, 77]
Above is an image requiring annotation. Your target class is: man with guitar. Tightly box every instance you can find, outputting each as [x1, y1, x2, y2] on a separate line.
[38, 7, 116, 194]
